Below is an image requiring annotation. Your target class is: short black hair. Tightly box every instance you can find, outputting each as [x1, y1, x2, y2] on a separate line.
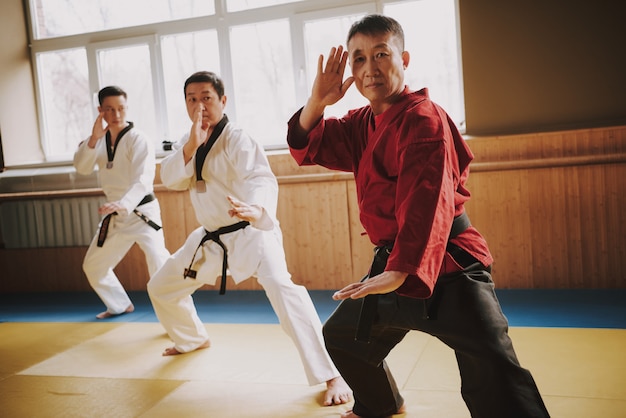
[98, 85, 127, 106]
[347, 14, 405, 51]
[184, 71, 225, 98]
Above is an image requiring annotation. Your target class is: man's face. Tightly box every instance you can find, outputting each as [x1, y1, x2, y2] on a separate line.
[348, 31, 409, 114]
[98, 95, 128, 129]
[185, 82, 226, 127]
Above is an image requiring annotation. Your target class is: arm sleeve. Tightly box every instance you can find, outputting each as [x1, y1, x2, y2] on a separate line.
[286, 108, 357, 172]
[227, 131, 278, 230]
[73, 137, 98, 175]
[160, 136, 194, 191]
[388, 139, 456, 298]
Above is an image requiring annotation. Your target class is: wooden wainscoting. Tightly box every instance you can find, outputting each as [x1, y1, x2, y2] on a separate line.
[0, 125, 624, 292]
[463, 126, 626, 288]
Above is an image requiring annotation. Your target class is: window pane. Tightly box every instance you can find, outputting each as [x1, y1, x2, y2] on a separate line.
[31, 0, 214, 39]
[385, 0, 465, 128]
[227, 0, 304, 13]
[37, 48, 91, 160]
[230, 20, 296, 148]
[303, 14, 369, 118]
[161, 30, 220, 142]
[97, 45, 159, 144]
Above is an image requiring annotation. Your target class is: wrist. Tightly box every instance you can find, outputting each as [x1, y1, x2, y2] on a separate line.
[87, 135, 99, 148]
[306, 97, 327, 115]
[300, 100, 326, 132]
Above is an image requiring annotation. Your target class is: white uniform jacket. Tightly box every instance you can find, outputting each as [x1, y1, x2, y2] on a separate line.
[73, 125, 159, 224]
[160, 122, 281, 285]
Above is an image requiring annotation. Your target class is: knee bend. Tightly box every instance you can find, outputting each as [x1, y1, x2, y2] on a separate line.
[146, 270, 172, 299]
[146, 276, 161, 297]
[259, 278, 304, 298]
[82, 259, 102, 281]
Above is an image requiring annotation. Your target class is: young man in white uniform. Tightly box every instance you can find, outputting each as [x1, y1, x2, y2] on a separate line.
[74, 86, 170, 319]
[147, 71, 351, 406]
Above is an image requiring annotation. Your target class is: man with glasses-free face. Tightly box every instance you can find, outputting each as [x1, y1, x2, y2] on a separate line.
[74, 85, 170, 320]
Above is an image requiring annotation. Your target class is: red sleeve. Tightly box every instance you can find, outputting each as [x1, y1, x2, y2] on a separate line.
[386, 138, 456, 298]
[287, 108, 367, 173]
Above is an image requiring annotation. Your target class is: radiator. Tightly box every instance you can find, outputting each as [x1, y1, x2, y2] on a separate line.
[0, 196, 106, 248]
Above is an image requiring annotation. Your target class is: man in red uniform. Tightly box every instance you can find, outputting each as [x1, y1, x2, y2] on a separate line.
[287, 14, 550, 418]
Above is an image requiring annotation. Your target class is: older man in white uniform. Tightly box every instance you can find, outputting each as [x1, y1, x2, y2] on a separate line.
[74, 85, 170, 319]
[147, 71, 351, 406]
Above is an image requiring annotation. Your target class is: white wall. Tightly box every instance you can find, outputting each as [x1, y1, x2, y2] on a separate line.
[0, 0, 43, 166]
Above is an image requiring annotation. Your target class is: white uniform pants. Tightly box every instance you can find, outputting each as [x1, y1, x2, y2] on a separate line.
[83, 201, 170, 314]
[147, 229, 340, 386]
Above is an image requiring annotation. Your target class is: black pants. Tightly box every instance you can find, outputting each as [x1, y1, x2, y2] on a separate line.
[323, 264, 550, 418]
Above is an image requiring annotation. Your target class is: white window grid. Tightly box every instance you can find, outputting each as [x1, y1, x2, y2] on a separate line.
[25, 0, 464, 162]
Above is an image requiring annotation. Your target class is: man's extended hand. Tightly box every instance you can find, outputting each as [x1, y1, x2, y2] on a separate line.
[88, 112, 108, 148]
[183, 103, 210, 163]
[98, 201, 124, 216]
[190, 103, 210, 149]
[311, 45, 354, 108]
[332, 270, 408, 300]
[227, 195, 263, 224]
[299, 45, 355, 133]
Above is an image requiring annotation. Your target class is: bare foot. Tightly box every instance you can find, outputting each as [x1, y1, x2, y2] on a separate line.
[162, 340, 210, 356]
[324, 376, 352, 406]
[340, 404, 406, 417]
[96, 303, 134, 319]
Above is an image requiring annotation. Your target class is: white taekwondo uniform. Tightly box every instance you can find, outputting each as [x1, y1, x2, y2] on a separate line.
[148, 121, 340, 385]
[74, 123, 170, 314]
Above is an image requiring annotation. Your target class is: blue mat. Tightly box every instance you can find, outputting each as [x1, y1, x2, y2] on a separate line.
[0, 289, 624, 329]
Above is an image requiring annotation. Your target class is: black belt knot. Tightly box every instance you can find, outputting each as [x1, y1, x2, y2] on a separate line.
[183, 221, 250, 294]
[355, 212, 472, 343]
[97, 193, 160, 247]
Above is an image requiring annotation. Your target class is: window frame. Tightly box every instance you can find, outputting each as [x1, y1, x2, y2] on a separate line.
[87, 35, 168, 143]
[24, 0, 465, 165]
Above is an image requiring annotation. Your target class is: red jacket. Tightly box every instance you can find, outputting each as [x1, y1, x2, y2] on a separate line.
[288, 87, 492, 298]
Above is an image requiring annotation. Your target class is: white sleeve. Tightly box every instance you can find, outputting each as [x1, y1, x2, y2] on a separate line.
[226, 129, 279, 229]
[73, 137, 98, 175]
[160, 134, 194, 191]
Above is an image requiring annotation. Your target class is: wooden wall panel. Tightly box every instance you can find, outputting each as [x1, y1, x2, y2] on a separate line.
[576, 163, 625, 287]
[0, 247, 89, 292]
[526, 167, 579, 288]
[155, 189, 197, 252]
[464, 169, 534, 288]
[1, 125, 624, 293]
[277, 181, 353, 289]
[463, 125, 625, 289]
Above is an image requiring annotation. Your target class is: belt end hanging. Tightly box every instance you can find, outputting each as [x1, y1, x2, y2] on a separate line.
[183, 268, 197, 279]
[355, 294, 379, 343]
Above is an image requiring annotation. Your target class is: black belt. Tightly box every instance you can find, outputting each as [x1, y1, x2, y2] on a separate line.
[355, 212, 472, 343]
[133, 193, 161, 232]
[97, 193, 160, 247]
[183, 221, 250, 295]
[137, 193, 156, 206]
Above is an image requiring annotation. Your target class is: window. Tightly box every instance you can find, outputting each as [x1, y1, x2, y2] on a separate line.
[226, 0, 305, 13]
[24, 0, 463, 165]
[385, 0, 465, 129]
[301, 8, 373, 118]
[30, 0, 214, 39]
[230, 19, 297, 149]
[36, 48, 90, 159]
[95, 41, 160, 148]
[161, 30, 221, 142]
